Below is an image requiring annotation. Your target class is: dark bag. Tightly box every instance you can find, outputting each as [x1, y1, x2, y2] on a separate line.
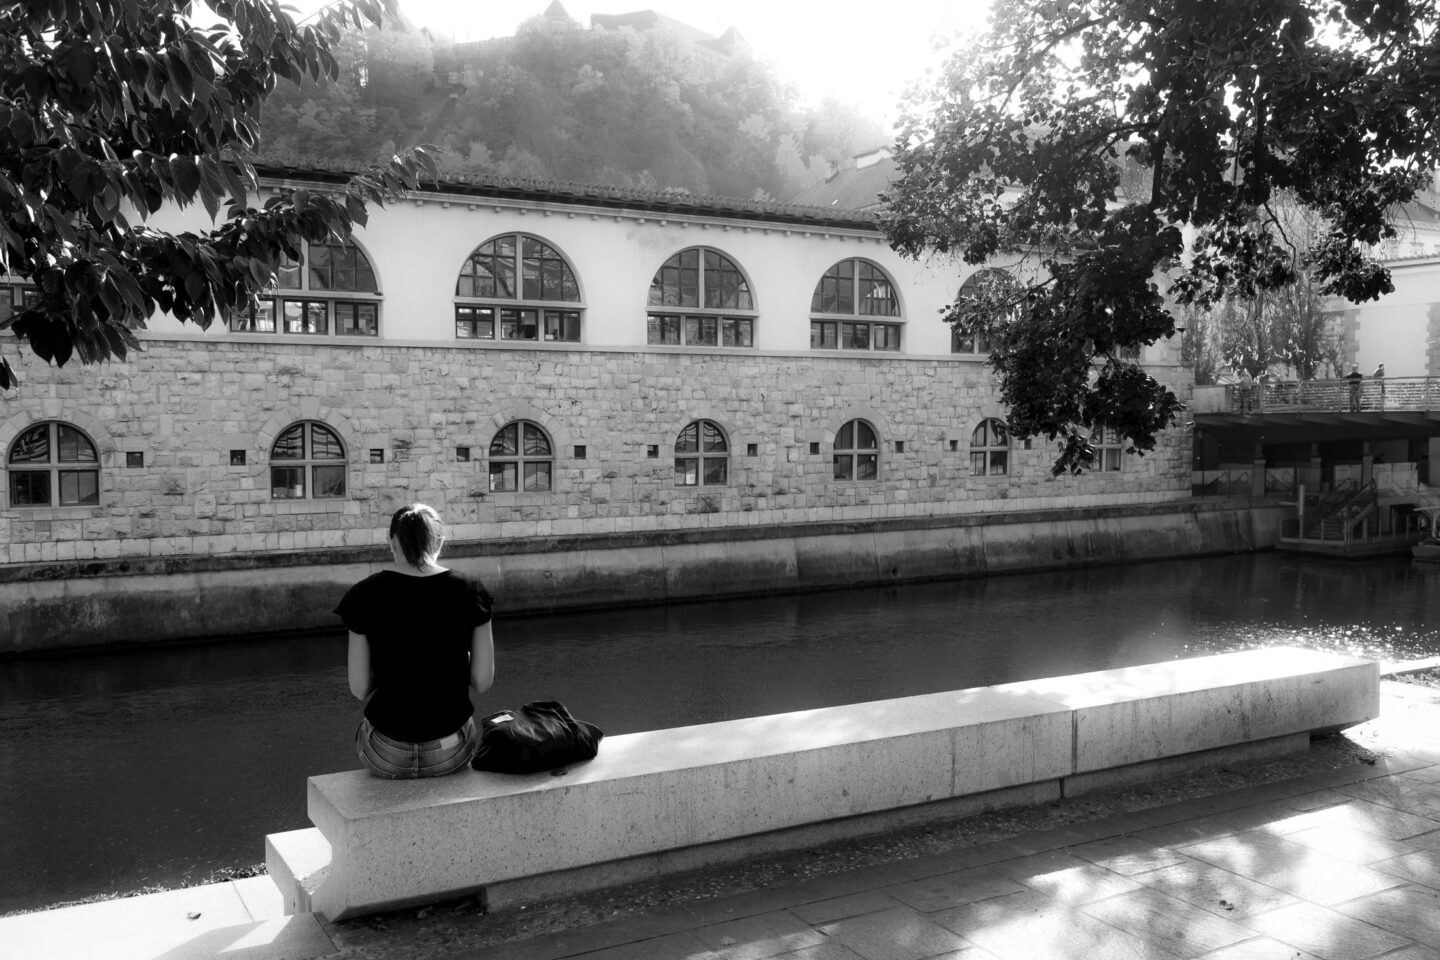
[470, 700, 604, 774]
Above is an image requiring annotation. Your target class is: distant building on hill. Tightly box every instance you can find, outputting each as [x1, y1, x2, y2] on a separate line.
[790, 146, 897, 214]
[440, 4, 749, 83]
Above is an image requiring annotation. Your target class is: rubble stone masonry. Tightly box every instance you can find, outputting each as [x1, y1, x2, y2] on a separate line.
[0, 336, 1192, 567]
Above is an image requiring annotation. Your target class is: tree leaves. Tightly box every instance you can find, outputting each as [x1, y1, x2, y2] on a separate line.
[883, 0, 1440, 474]
[0, 0, 433, 390]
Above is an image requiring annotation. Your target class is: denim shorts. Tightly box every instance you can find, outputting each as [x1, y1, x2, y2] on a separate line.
[355, 716, 479, 779]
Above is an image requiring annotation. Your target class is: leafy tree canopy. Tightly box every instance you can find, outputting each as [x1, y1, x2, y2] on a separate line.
[0, 0, 436, 390]
[882, 0, 1440, 473]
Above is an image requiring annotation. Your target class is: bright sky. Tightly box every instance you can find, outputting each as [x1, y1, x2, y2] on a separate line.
[370, 0, 995, 126]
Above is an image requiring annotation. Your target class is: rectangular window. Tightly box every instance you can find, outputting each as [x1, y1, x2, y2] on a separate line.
[833, 455, 853, 481]
[810, 321, 838, 349]
[271, 465, 305, 499]
[230, 299, 276, 333]
[230, 450, 247, 466]
[856, 454, 878, 481]
[282, 299, 328, 335]
[369, 449, 384, 464]
[841, 322, 870, 350]
[335, 302, 378, 337]
[489, 462, 517, 492]
[952, 327, 994, 354]
[58, 470, 99, 505]
[647, 314, 682, 345]
[574, 445, 587, 459]
[685, 316, 719, 346]
[312, 464, 346, 498]
[523, 462, 551, 492]
[1102, 447, 1123, 472]
[543, 310, 581, 342]
[125, 452, 144, 468]
[456, 305, 496, 339]
[675, 457, 699, 485]
[702, 457, 727, 485]
[874, 324, 902, 351]
[9, 471, 50, 506]
[456, 447, 471, 462]
[501, 307, 539, 341]
[722, 318, 752, 347]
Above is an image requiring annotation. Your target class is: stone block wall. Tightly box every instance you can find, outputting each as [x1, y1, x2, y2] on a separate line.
[0, 337, 1192, 565]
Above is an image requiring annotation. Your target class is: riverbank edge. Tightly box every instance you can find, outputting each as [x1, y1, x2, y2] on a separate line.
[1, 498, 1283, 653]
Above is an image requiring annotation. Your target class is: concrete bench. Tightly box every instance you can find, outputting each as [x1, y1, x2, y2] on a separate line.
[267, 647, 1377, 921]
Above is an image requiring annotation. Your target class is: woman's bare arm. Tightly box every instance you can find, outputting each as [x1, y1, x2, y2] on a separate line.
[469, 621, 495, 693]
[347, 631, 375, 700]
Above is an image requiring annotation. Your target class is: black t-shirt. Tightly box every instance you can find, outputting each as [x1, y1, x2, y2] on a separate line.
[334, 570, 494, 742]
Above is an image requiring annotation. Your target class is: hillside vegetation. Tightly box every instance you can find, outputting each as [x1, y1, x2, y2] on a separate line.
[257, 14, 886, 202]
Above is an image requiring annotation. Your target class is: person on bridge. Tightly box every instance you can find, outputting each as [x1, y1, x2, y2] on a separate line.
[1346, 364, 1364, 412]
[336, 503, 496, 778]
[1374, 363, 1386, 409]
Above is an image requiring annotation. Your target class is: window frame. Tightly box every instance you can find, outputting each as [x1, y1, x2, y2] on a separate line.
[0, 279, 39, 329]
[7, 420, 101, 509]
[1095, 427, 1125, 472]
[674, 419, 730, 486]
[268, 420, 348, 501]
[833, 418, 880, 482]
[647, 248, 757, 350]
[230, 240, 381, 338]
[487, 420, 555, 493]
[454, 234, 584, 345]
[810, 259, 903, 353]
[951, 268, 1017, 356]
[969, 418, 1011, 477]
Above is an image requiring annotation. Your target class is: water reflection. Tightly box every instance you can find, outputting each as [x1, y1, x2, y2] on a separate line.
[2, 553, 1437, 913]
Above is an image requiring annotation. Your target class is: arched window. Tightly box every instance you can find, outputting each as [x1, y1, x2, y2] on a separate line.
[675, 420, 728, 486]
[489, 420, 553, 492]
[952, 268, 1017, 355]
[647, 248, 755, 348]
[231, 240, 380, 337]
[455, 234, 582, 343]
[810, 259, 902, 351]
[270, 421, 346, 499]
[7, 421, 99, 507]
[833, 419, 878, 481]
[970, 419, 1010, 476]
[1096, 427, 1125, 472]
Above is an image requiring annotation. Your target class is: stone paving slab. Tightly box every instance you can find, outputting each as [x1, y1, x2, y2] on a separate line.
[0, 878, 334, 960]
[445, 689, 1440, 960]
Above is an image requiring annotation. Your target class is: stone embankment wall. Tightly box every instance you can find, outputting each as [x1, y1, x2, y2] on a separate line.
[1, 499, 1283, 653]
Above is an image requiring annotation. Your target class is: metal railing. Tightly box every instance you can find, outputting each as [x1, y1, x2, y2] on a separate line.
[1219, 376, 1440, 414]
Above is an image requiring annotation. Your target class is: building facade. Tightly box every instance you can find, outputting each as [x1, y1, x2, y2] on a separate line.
[0, 174, 1200, 648]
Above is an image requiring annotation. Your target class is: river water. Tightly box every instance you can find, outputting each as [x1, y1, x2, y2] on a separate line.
[4, 552, 1440, 914]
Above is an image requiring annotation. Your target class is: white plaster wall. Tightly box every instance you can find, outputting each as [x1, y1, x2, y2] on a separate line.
[139, 180, 1178, 365]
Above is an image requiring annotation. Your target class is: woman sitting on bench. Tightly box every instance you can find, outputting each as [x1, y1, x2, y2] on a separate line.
[336, 503, 496, 778]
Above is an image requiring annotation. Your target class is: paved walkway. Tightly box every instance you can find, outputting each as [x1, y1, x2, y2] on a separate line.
[6, 681, 1440, 960]
[446, 683, 1440, 960]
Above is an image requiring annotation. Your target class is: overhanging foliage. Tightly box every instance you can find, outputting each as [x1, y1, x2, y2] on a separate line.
[0, 0, 437, 390]
[882, 0, 1440, 473]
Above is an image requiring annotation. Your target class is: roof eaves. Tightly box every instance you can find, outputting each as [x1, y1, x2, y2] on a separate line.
[253, 163, 881, 231]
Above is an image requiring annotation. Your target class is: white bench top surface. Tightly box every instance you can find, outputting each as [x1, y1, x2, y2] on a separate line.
[310, 646, 1374, 819]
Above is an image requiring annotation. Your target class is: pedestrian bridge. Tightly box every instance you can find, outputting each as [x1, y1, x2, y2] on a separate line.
[1193, 377, 1440, 444]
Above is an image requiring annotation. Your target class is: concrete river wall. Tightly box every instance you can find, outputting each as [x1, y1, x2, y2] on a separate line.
[0, 499, 1283, 654]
